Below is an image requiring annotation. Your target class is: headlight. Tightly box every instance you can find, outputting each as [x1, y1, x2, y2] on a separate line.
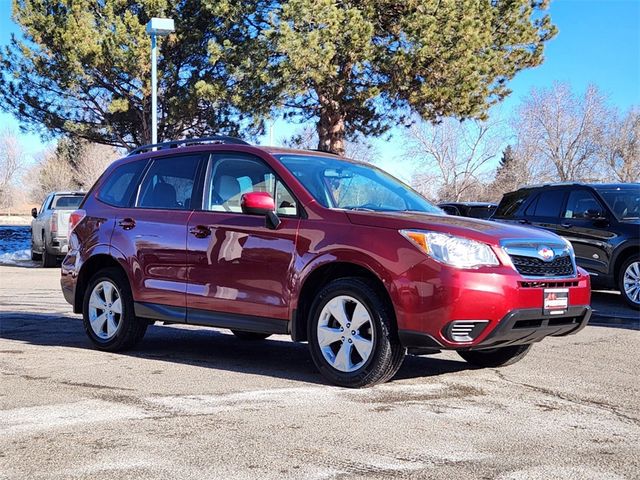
[400, 230, 499, 269]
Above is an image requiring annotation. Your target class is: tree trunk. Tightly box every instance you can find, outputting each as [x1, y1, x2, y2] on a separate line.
[316, 95, 346, 156]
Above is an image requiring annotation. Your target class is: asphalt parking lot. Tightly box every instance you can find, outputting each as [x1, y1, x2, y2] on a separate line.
[1, 265, 639, 480]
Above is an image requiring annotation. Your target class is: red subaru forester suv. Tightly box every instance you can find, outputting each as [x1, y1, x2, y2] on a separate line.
[61, 137, 592, 387]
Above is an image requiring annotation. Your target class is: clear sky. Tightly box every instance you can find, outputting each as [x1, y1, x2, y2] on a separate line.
[1, 0, 639, 173]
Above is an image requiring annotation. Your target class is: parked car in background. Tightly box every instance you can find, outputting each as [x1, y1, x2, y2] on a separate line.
[61, 137, 591, 388]
[31, 191, 85, 267]
[493, 183, 640, 309]
[438, 202, 497, 219]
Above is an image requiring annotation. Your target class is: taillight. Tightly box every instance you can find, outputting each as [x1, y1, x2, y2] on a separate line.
[50, 212, 58, 234]
[68, 209, 86, 240]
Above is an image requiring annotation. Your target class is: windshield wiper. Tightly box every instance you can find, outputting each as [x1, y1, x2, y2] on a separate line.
[343, 206, 376, 212]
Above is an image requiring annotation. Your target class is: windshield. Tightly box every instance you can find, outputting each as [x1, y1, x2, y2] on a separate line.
[597, 187, 640, 220]
[52, 195, 83, 210]
[277, 155, 441, 214]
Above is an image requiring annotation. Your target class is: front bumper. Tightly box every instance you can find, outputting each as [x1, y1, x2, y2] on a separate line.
[390, 256, 592, 350]
[399, 305, 591, 350]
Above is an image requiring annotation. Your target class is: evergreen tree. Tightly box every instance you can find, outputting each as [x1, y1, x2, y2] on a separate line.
[1, 1, 557, 154]
[203, 0, 557, 154]
[495, 145, 516, 181]
[0, 0, 260, 147]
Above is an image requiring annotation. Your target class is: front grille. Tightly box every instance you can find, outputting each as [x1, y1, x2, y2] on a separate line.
[510, 254, 575, 277]
[520, 280, 578, 288]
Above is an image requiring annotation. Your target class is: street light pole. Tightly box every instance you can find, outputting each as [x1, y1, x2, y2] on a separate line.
[146, 17, 175, 147]
[150, 32, 158, 146]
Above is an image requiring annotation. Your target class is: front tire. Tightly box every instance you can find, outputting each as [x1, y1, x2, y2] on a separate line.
[82, 267, 147, 351]
[619, 255, 640, 310]
[308, 278, 405, 388]
[458, 344, 532, 368]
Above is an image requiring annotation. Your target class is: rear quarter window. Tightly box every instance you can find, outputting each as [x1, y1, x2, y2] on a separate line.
[494, 191, 530, 218]
[528, 190, 565, 218]
[97, 160, 147, 207]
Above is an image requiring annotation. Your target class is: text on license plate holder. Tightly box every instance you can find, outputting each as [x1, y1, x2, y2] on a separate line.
[544, 288, 569, 315]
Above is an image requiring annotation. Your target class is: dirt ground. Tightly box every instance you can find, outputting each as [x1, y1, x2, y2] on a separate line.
[0, 265, 639, 479]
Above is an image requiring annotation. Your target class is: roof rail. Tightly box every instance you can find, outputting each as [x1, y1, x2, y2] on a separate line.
[519, 182, 583, 190]
[127, 136, 250, 156]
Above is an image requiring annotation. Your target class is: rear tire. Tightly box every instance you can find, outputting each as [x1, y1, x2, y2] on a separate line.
[231, 330, 272, 340]
[458, 344, 532, 368]
[41, 240, 57, 268]
[82, 267, 147, 351]
[619, 255, 640, 310]
[308, 278, 405, 388]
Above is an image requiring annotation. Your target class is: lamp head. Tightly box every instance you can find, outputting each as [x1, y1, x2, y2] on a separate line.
[146, 18, 175, 36]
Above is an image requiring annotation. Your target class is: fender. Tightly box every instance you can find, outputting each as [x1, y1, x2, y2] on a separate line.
[610, 240, 640, 277]
[63, 243, 114, 313]
[291, 249, 396, 313]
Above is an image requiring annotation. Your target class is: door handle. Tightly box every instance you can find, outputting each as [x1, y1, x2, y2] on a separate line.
[118, 218, 136, 230]
[518, 219, 530, 225]
[561, 223, 572, 228]
[189, 225, 211, 238]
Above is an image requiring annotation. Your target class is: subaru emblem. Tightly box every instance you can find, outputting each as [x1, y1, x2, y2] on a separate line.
[538, 246, 555, 262]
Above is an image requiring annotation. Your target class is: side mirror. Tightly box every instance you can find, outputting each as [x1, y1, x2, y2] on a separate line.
[241, 191, 275, 215]
[241, 192, 281, 230]
[31, 208, 38, 218]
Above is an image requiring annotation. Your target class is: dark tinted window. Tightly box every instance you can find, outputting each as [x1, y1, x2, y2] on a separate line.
[524, 195, 538, 216]
[564, 190, 604, 219]
[494, 191, 530, 218]
[532, 190, 565, 217]
[52, 195, 84, 209]
[467, 206, 496, 219]
[97, 160, 146, 207]
[440, 205, 461, 216]
[137, 155, 200, 210]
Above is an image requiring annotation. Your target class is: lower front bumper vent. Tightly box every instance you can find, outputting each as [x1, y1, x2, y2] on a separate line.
[444, 320, 489, 342]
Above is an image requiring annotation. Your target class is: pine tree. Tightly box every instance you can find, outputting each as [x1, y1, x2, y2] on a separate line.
[203, 0, 557, 154]
[0, 0, 261, 147]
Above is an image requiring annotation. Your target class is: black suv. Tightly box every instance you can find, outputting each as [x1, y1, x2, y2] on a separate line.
[493, 183, 640, 309]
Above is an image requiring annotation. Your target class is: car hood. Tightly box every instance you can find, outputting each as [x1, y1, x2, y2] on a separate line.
[346, 211, 566, 246]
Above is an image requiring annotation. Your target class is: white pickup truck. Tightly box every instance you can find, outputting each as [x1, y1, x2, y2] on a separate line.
[31, 191, 85, 267]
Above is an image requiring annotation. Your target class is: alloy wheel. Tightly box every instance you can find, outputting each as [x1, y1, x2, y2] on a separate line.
[88, 280, 123, 340]
[316, 295, 375, 373]
[623, 261, 640, 305]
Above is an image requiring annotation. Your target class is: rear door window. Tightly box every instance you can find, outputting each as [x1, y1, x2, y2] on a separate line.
[97, 160, 147, 207]
[136, 155, 201, 210]
[529, 190, 565, 218]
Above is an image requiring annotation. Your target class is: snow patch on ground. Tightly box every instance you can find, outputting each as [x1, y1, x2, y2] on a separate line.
[0, 248, 33, 266]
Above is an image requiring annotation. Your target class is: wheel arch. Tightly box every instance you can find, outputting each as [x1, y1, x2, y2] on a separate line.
[291, 260, 396, 342]
[612, 243, 640, 282]
[74, 254, 129, 313]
